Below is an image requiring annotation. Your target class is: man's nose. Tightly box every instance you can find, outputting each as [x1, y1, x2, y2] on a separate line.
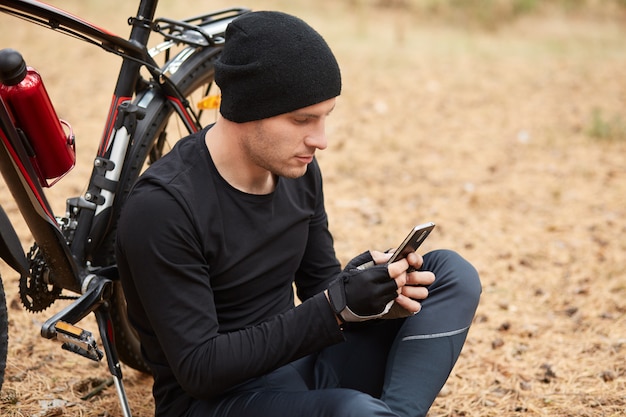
[305, 124, 328, 150]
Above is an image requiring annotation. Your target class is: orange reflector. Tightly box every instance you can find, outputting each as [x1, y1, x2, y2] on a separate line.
[197, 95, 221, 110]
[56, 321, 83, 337]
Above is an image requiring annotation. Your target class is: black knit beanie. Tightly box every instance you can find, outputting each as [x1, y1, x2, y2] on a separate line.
[214, 11, 342, 123]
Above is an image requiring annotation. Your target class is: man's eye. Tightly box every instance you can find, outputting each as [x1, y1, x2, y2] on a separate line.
[293, 118, 309, 124]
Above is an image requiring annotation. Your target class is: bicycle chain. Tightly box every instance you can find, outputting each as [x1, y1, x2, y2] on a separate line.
[19, 244, 63, 312]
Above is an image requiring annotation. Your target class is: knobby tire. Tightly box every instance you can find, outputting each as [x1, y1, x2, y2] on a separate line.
[100, 45, 221, 373]
[0, 276, 7, 390]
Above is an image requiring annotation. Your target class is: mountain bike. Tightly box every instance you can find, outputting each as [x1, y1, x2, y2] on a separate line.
[0, 1, 249, 414]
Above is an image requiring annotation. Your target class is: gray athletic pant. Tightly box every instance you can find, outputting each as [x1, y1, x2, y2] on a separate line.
[188, 249, 482, 417]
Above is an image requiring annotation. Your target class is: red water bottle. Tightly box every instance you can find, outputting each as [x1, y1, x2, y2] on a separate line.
[0, 48, 75, 186]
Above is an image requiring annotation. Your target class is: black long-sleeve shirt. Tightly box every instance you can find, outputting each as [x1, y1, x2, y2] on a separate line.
[115, 129, 345, 416]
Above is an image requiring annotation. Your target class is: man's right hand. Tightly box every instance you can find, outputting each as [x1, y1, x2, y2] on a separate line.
[326, 251, 400, 322]
[326, 250, 434, 323]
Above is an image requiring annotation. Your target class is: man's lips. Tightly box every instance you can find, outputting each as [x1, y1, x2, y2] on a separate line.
[295, 155, 314, 164]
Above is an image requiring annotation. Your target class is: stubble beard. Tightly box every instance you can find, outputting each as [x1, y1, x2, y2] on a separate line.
[242, 127, 309, 180]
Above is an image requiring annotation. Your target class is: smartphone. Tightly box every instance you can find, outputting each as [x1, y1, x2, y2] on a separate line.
[387, 222, 436, 264]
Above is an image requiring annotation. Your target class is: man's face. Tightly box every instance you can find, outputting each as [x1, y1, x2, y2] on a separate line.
[239, 98, 336, 179]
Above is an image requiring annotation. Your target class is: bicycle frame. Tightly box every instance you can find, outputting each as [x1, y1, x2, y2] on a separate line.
[0, 1, 248, 414]
[0, 0, 243, 289]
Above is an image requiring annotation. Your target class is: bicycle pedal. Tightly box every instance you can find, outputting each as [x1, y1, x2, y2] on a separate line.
[54, 321, 104, 362]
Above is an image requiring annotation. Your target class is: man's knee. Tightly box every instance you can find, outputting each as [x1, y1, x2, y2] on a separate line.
[424, 249, 482, 305]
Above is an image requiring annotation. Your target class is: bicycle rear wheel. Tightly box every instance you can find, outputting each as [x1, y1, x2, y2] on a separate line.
[0, 275, 8, 390]
[96, 45, 222, 373]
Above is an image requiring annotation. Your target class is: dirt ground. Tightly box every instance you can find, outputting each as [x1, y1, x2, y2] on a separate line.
[1, 0, 625, 416]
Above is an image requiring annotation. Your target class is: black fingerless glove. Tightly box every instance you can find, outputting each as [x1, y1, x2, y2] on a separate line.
[327, 251, 398, 322]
